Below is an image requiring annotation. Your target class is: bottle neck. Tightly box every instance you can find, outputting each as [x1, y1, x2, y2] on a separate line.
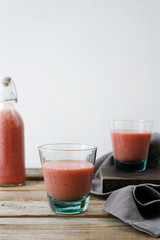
[0, 78, 17, 102]
[0, 100, 15, 111]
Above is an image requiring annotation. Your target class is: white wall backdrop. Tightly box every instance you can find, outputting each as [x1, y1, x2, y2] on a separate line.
[0, 0, 159, 167]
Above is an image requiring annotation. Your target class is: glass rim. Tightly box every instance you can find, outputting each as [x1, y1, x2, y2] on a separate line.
[109, 119, 154, 124]
[38, 143, 97, 152]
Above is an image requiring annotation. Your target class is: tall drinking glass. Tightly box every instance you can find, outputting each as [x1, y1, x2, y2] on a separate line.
[110, 120, 154, 172]
[38, 143, 97, 214]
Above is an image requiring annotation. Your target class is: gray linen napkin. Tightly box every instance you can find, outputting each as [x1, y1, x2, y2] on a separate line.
[91, 132, 160, 195]
[104, 184, 160, 237]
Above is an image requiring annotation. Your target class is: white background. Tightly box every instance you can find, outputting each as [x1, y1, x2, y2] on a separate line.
[0, 0, 159, 167]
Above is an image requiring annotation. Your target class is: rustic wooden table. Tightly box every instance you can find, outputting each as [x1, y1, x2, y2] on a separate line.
[0, 169, 154, 240]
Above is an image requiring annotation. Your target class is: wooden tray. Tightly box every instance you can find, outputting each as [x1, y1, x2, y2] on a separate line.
[100, 165, 160, 193]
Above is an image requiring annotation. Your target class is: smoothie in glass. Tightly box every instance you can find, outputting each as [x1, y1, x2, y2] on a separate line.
[111, 130, 152, 163]
[43, 160, 94, 201]
[39, 143, 97, 214]
[110, 120, 153, 172]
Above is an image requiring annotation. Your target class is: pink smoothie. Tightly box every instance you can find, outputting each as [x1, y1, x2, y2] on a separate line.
[0, 109, 25, 185]
[111, 130, 152, 162]
[42, 160, 94, 201]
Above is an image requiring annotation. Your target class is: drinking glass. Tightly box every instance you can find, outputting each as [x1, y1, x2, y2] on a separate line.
[38, 143, 97, 214]
[110, 120, 154, 172]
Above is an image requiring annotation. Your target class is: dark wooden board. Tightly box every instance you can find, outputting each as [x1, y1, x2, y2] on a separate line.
[100, 165, 160, 193]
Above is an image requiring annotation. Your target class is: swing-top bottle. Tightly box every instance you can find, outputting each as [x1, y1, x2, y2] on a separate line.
[0, 76, 25, 186]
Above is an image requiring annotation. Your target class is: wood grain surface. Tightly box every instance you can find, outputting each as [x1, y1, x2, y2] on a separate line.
[0, 169, 155, 240]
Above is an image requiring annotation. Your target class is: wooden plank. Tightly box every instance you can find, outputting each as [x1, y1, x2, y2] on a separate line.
[0, 181, 106, 201]
[0, 181, 45, 191]
[25, 168, 43, 180]
[0, 191, 105, 201]
[101, 165, 160, 193]
[0, 199, 108, 218]
[0, 191, 47, 201]
[0, 217, 152, 240]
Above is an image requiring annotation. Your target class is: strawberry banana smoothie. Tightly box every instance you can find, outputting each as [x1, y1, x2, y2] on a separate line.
[43, 160, 94, 201]
[0, 109, 25, 185]
[111, 130, 152, 162]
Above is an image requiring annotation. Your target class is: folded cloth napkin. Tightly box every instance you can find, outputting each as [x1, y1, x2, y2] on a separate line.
[104, 184, 160, 238]
[91, 132, 160, 195]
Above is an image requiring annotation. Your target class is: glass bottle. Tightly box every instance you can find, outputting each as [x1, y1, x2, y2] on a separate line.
[0, 76, 25, 186]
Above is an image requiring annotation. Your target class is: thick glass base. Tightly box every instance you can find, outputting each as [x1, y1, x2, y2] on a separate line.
[0, 182, 25, 187]
[47, 193, 90, 214]
[114, 158, 147, 172]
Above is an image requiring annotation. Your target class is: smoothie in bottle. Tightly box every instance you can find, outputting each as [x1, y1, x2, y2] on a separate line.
[0, 77, 25, 186]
